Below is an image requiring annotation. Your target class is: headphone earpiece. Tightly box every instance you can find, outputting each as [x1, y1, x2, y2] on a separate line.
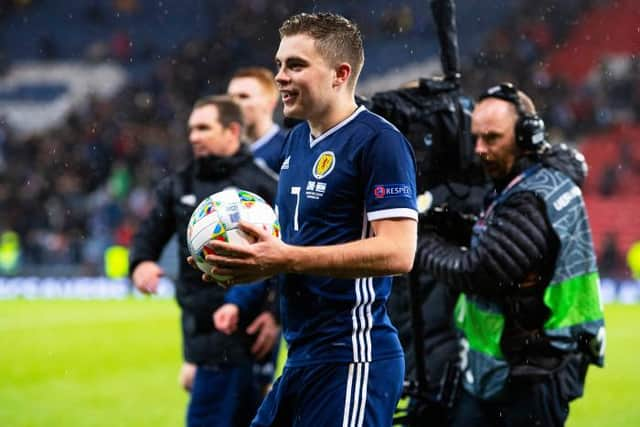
[478, 83, 547, 151]
[515, 114, 546, 151]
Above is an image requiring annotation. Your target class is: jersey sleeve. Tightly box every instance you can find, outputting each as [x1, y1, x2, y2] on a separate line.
[224, 280, 271, 319]
[362, 129, 418, 222]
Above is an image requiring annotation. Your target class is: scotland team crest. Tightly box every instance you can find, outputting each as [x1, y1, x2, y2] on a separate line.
[313, 151, 335, 179]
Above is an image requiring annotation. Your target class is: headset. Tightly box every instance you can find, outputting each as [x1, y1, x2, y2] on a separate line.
[478, 82, 547, 151]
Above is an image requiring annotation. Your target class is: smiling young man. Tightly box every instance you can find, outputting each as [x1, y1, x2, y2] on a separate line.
[200, 12, 418, 427]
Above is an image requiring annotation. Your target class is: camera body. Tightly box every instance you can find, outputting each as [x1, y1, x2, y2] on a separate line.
[365, 77, 487, 422]
[368, 77, 488, 220]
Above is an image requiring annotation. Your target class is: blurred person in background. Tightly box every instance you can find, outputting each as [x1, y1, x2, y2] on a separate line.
[227, 66, 286, 395]
[599, 232, 625, 279]
[227, 66, 287, 173]
[129, 95, 279, 427]
[417, 83, 605, 427]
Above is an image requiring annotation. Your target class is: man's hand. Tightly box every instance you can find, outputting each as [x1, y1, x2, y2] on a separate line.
[204, 221, 289, 286]
[186, 255, 228, 288]
[132, 261, 164, 294]
[247, 311, 280, 360]
[179, 362, 197, 392]
[519, 272, 539, 289]
[213, 303, 240, 335]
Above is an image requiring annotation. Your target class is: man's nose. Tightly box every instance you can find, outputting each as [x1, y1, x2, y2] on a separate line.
[275, 68, 288, 85]
[474, 138, 487, 156]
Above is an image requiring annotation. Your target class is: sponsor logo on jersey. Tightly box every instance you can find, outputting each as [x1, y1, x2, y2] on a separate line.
[373, 184, 412, 199]
[312, 151, 335, 179]
[305, 180, 327, 199]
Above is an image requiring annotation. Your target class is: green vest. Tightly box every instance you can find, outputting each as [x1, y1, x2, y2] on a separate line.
[456, 166, 605, 400]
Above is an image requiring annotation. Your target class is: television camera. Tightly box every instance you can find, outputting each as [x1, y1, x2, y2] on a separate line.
[359, 1, 490, 424]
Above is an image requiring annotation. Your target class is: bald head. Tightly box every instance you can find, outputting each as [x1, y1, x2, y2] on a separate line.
[472, 97, 521, 179]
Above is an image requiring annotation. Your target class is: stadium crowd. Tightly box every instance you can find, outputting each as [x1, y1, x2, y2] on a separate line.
[462, 0, 639, 142]
[0, 0, 638, 277]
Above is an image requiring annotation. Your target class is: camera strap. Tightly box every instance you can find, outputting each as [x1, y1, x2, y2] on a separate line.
[476, 164, 542, 229]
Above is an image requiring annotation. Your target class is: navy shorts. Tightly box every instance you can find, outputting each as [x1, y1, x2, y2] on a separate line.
[251, 357, 404, 427]
[187, 362, 260, 427]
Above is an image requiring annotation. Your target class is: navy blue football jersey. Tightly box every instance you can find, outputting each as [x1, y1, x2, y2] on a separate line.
[276, 106, 418, 367]
[251, 124, 287, 173]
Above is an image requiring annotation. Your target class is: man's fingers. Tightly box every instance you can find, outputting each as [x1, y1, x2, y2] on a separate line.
[251, 335, 267, 358]
[206, 256, 247, 270]
[218, 322, 233, 335]
[136, 285, 150, 294]
[238, 221, 267, 240]
[210, 265, 237, 277]
[135, 279, 158, 294]
[202, 273, 218, 283]
[186, 256, 199, 270]
[252, 333, 275, 359]
[246, 313, 269, 334]
[206, 241, 252, 259]
[246, 319, 262, 335]
[248, 314, 277, 358]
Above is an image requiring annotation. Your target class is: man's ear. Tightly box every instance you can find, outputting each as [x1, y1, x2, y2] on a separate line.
[333, 63, 352, 88]
[268, 94, 279, 111]
[227, 121, 242, 140]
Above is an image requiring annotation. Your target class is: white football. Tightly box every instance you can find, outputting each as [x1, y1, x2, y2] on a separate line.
[186, 188, 280, 282]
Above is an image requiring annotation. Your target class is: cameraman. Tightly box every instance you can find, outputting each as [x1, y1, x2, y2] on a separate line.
[417, 83, 605, 427]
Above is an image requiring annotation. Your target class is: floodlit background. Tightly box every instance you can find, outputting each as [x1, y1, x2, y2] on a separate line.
[0, 0, 639, 426]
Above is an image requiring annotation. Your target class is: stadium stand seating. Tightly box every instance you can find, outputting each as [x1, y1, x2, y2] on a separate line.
[586, 195, 640, 256]
[581, 124, 640, 195]
[1, 0, 216, 62]
[547, 0, 640, 85]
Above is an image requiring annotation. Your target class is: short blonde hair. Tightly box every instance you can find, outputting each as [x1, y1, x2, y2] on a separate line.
[279, 12, 364, 89]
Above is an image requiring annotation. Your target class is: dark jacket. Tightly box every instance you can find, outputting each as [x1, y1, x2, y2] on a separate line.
[129, 145, 278, 364]
[418, 144, 588, 369]
[419, 144, 586, 296]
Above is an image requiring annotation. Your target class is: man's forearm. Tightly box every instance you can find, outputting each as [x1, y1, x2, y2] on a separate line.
[418, 192, 554, 295]
[286, 220, 416, 278]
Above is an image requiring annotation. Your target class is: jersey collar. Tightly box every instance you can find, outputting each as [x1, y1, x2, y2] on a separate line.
[251, 124, 281, 152]
[309, 105, 366, 149]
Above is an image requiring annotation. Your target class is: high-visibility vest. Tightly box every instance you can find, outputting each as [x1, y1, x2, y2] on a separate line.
[456, 166, 605, 400]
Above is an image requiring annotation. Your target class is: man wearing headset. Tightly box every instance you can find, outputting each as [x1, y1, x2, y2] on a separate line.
[416, 83, 605, 426]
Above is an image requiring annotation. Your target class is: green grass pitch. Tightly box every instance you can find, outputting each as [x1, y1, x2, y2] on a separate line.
[0, 299, 638, 426]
